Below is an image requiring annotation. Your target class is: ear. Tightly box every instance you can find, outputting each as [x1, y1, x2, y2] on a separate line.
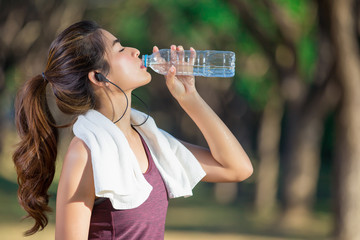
[88, 71, 108, 87]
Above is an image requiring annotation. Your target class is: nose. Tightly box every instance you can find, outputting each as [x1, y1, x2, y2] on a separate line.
[134, 48, 140, 58]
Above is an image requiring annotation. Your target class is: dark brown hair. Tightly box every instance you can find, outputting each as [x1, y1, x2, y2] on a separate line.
[13, 20, 109, 236]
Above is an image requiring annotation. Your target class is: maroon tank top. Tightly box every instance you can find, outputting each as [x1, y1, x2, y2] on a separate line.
[88, 132, 169, 240]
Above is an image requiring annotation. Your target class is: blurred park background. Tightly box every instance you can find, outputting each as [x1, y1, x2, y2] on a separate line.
[1, 0, 360, 239]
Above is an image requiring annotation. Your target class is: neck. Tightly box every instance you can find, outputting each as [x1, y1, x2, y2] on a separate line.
[96, 90, 134, 136]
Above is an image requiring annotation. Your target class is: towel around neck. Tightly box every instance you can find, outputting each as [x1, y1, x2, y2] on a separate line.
[73, 109, 206, 209]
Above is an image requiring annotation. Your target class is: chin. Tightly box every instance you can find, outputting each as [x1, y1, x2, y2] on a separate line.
[144, 73, 152, 84]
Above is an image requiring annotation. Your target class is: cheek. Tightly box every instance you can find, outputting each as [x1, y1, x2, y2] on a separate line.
[114, 56, 131, 73]
[111, 57, 133, 79]
[111, 58, 142, 88]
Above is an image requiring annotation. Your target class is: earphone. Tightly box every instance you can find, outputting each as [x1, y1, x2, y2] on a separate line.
[95, 72, 108, 82]
[94, 72, 149, 126]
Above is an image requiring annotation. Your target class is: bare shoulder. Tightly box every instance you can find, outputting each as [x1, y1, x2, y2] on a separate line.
[65, 137, 90, 164]
[61, 137, 91, 180]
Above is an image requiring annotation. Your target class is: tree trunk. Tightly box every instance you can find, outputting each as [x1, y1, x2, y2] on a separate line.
[225, 0, 326, 223]
[331, 0, 360, 239]
[280, 0, 337, 225]
[255, 89, 284, 215]
[281, 105, 325, 226]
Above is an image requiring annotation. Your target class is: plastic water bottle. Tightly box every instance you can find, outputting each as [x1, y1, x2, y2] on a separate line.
[142, 49, 235, 77]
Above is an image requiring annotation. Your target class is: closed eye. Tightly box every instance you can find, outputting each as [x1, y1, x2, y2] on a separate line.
[119, 47, 125, 52]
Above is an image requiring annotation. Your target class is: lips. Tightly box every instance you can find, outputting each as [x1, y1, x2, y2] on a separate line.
[140, 61, 147, 69]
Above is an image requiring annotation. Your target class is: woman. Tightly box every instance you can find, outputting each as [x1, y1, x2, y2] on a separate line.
[13, 20, 253, 239]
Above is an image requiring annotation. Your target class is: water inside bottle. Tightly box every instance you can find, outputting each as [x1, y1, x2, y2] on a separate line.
[148, 64, 234, 77]
[142, 50, 235, 77]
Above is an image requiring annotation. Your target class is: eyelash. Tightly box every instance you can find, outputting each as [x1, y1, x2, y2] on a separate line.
[119, 47, 125, 52]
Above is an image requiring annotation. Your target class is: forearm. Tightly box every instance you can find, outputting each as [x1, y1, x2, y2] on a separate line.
[178, 91, 253, 181]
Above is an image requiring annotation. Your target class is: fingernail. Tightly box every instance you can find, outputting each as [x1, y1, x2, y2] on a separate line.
[170, 66, 175, 72]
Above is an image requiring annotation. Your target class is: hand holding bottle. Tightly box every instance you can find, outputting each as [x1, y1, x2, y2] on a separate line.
[150, 45, 196, 76]
[153, 45, 197, 101]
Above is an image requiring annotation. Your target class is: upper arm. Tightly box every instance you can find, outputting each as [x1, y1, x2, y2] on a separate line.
[181, 141, 243, 182]
[56, 137, 95, 240]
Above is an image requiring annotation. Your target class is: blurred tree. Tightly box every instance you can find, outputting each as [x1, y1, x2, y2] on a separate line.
[226, 0, 338, 227]
[330, 0, 360, 239]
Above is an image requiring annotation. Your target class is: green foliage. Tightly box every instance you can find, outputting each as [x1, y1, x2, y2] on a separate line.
[275, 0, 317, 82]
[275, 0, 310, 20]
[298, 33, 317, 82]
[100, 0, 273, 110]
[250, 1, 280, 41]
[1, 0, 319, 113]
[235, 75, 271, 111]
[116, 15, 148, 45]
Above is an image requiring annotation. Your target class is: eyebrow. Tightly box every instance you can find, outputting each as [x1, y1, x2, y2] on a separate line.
[112, 39, 120, 47]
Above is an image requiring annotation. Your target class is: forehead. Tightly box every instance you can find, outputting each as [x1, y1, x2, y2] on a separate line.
[100, 29, 120, 47]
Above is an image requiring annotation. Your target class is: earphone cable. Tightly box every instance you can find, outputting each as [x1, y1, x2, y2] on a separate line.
[106, 80, 150, 126]
[131, 92, 150, 127]
[106, 80, 129, 124]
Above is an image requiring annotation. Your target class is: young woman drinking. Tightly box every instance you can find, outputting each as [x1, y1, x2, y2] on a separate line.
[13, 20, 253, 239]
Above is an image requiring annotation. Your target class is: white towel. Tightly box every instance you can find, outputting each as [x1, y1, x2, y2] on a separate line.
[73, 109, 206, 209]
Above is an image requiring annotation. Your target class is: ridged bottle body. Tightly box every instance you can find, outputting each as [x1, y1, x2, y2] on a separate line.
[142, 49, 235, 77]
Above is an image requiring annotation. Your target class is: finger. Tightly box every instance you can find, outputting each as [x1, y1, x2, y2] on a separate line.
[153, 46, 159, 53]
[177, 45, 184, 62]
[153, 46, 161, 59]
[177, 46, 185, 74]
[170, 45, 177, 65]
[190, 47, 196, 65]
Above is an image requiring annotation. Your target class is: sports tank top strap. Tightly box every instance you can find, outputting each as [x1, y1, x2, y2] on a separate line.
[133, 126, 153, 175]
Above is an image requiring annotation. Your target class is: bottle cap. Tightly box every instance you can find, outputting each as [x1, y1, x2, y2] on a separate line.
[142, 55, 148, 68]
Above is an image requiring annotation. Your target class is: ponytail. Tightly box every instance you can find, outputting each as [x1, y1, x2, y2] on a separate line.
[12, 20, 108, 236]
[13, 74, 58, 236]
